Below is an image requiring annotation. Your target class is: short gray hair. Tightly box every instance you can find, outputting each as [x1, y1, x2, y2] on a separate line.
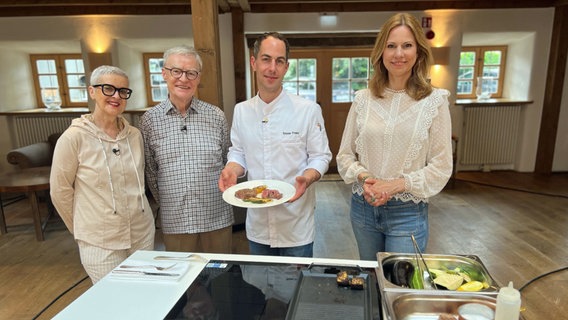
[90, 65, 129, 85]
[163, 45, 203, 71]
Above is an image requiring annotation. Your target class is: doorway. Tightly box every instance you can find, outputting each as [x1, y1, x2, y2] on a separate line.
[286, 48, 372, 172]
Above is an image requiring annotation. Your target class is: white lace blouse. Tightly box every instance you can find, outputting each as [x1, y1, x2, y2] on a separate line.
[336, 87, 453, 203]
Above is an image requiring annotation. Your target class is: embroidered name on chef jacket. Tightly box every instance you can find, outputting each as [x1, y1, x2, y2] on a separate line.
[282, 131, 300, 135]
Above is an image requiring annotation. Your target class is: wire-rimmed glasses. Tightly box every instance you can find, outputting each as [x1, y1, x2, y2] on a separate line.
[164, 67, 200, 80]
[92, 84, 133, 100]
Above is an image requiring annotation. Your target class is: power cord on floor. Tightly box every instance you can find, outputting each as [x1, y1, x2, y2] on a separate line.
[455, 178, 568, 294]
[32, 275, 89, 320]
[455, 178, 568, 199]
[518, 266, 568, 292]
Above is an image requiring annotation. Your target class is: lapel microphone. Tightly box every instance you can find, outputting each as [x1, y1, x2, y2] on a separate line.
[112, 148, 120, 156]
[181, 125, 187, 132]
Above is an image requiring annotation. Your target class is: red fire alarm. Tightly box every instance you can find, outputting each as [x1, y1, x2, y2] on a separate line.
[425, 30, 436, 40]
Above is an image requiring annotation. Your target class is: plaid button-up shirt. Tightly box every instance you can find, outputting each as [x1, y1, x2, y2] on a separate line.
[140, 98, 234, 234]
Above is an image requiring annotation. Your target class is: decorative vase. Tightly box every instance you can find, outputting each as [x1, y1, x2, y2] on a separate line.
[475, 77, 491, 100]
[41, 88, 62, 110]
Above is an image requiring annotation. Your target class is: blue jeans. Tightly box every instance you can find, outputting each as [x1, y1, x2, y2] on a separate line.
[350, 193, 429, 261]
[248, 240, 313, 257]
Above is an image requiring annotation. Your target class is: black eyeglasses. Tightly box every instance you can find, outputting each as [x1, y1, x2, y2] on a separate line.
[92, 84, 133, 100]
[164, 67, 200, 80]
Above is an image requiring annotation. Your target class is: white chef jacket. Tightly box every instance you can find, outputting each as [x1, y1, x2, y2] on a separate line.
[227, 90, 332, 248]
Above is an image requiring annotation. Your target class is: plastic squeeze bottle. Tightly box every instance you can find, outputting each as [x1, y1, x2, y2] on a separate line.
[494, 281, 521, 320]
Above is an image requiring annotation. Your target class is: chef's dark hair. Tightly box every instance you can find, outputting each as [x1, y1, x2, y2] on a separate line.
[253, 32, 290, 61]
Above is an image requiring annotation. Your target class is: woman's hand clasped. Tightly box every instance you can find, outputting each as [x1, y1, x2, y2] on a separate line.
[363, 177, 389, 206]
[362, 177, 406, 206]
[365, 190, 389, 206]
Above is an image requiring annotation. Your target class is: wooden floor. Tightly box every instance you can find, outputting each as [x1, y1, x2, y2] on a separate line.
[1, 171, 567, 319]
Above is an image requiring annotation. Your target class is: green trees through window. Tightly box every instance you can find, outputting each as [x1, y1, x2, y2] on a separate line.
[457, 46, 506, 99]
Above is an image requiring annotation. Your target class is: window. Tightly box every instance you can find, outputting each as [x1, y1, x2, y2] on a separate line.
[143, 53, 167, 106]
[331, 57, 371, 103]
[282, 57, 371, 103]
[30, 54, 87, 108]
[283, 58, 317, 101]
[457, 46, 507, 99]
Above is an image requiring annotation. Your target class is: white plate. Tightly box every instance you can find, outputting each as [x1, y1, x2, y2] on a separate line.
[223, 180, 296, 208]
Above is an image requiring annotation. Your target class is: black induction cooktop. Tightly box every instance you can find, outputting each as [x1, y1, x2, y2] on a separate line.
[164, 260, 381, 320]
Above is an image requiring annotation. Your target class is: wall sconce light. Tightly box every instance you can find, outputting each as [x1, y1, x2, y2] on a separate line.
[320, 12, 337, 27]
[87, 52, 112, 71]
[431, 47, 450, 65]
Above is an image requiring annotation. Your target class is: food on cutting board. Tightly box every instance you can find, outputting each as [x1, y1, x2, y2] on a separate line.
[336, 271, 365, 290]
[350, 277, 365, 290]
[234, 185, 283, 204]
[336, 271, 350, 287]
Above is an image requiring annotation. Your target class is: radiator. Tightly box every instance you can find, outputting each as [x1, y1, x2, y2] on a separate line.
[13, 116, 76, 147]
[461, 105, 521, 167]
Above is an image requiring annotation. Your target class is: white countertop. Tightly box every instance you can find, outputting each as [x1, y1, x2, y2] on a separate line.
[54, 250, 378, 320]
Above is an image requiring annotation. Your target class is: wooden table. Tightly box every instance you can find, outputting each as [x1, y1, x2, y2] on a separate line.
[0, 166, 52, 241]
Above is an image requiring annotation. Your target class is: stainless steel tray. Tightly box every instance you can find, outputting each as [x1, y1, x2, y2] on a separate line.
[376, 252, 501, 320]
[376, 252, 500, 294]
[391, 293, 496, 320]
[285, 268, 374, 320]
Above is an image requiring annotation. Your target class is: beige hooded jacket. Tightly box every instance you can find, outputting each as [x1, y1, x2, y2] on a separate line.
[50, 114, 154, 250]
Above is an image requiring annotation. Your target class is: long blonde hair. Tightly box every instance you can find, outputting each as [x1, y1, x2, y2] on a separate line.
[369, 13, 433, 100]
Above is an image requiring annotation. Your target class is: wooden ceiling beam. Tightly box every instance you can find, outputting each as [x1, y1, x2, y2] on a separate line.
[247, 0, 556, 13]
[232, 0, 251, 11]
[218, 0, 231, 12]
[0, 0, 556, 17]
[0, 6, 191, 17]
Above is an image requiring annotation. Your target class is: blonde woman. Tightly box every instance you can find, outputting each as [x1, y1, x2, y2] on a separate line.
[337, 13, 453, 260]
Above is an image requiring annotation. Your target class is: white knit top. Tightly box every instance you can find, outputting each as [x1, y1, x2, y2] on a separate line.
[336, 87, 453, 203]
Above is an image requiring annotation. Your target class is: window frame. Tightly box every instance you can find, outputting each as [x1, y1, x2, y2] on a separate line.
[30, 54, 87, 108]
[143, 52, 166, 106]
[330, 56, 372, 103]
[457, 46, 507, 99]
[283, 57, 318, 102]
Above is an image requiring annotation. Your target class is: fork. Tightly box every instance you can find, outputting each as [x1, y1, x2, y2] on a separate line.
[119, 263, 177, 271]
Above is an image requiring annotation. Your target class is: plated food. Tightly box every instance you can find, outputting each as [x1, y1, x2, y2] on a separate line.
[222, 180, 295, 208]
[234, 185, 283, 204]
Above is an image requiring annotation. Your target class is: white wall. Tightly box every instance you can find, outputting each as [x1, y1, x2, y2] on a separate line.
[0, 8, 566, 173]
[0, 14, 234, 109]
[243, 8, 563, 172]
[0, 14, 235, 172]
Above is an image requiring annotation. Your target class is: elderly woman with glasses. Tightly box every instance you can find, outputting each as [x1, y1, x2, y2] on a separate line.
[50, 65, 155, 284]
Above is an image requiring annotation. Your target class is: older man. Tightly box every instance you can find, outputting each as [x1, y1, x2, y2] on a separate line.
[140, 45, 233, 253]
